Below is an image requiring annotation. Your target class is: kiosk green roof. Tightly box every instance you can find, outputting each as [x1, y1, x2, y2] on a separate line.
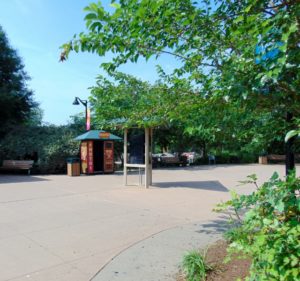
[75, 130, 122, 141]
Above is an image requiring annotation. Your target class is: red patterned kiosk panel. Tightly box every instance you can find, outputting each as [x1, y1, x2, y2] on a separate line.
[80, 141, 88, 174]
[87, 141, 94, 174]
[103, 141, 114, 173]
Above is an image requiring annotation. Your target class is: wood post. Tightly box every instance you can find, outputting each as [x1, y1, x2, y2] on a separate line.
[145, 128, 149, 188]
[124, 128, 128, 186]
[149, 128, 153, 185]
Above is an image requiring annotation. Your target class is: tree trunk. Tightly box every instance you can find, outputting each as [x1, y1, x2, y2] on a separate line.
[285, 112, 295, 176]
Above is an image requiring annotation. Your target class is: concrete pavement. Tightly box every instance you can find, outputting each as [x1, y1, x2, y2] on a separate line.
[0, 164, 292, 281]
[91, 220, 226, 281]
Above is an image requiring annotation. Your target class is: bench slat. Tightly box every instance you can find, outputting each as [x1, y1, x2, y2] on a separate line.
[1, 160, 34, 175]
[267, 154, 285, 161]
[0, 166, 32, 170]
[3, 160, 34, 165]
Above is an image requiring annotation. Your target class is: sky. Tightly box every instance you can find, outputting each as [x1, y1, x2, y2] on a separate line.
[0, 0, 179, 125]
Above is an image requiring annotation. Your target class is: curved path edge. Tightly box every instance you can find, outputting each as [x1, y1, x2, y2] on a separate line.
[91, 218, 228, 281]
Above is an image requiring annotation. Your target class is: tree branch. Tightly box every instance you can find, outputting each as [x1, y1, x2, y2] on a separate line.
[138, 44, 220, 69]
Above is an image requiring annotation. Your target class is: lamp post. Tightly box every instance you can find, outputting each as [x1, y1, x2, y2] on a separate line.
[72, 97, 89, 131]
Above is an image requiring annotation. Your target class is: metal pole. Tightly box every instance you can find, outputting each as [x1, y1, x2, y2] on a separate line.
[73, 97, 89, 131]
[85, 104, 88, 131]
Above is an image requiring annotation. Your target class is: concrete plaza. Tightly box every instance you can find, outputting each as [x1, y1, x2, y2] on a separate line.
[0, 164, 293, 281]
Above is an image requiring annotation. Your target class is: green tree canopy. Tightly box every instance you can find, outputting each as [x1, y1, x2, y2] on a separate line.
[89, 71, 197, 128]
[89, 70, 289, 155]
[61, 0, 299, 160]
[61, 0, 299, 96]
[0, 25, 38, 136]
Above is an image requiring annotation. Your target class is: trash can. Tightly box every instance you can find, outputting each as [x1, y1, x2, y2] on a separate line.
[67, 157, 80, 176]
[259, 156, 268, 164]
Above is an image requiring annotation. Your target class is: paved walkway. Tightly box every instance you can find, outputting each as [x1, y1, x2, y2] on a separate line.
[91, 221, 226, 281]
[0, 164, 292, 281]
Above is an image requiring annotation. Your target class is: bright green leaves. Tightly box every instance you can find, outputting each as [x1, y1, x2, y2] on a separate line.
[110, 2, 120, 9]
[88, 72, 194, 128]
[60, 0, 300, 157]
[217, 172, 300, 280]
[282, 23, 297, 43]
[84, 13, 98, 21]
[285, 129, 300, 142]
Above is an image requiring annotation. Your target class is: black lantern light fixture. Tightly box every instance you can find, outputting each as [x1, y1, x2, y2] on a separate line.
[72, 97, 89, 130]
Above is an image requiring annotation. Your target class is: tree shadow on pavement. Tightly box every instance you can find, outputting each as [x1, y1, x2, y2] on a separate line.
[0, 175, 50, 184]
[154, 164, 248, 171]
[195, 218, 230, 235]
[153, 180, 228, 192]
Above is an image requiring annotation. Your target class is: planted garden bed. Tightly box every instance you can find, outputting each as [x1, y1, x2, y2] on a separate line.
[176, 240, 251, 281]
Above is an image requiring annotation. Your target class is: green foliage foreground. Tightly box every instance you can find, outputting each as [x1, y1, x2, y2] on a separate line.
[182, 250, 212, 281]
[215, 173, 300, 280]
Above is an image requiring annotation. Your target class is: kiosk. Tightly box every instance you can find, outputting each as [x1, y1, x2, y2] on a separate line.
[75, 130, 122, 174]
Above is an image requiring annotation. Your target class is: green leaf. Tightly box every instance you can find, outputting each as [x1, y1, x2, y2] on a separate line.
[84, 13, 98, 20]
[276, 201, 284, 212]
[110, 2, 121, 9]
[285, 130, 300, 142]
[234, 15, 244, 23]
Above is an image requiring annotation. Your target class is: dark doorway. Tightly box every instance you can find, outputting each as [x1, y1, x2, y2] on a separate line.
[93, 141, 103, 172]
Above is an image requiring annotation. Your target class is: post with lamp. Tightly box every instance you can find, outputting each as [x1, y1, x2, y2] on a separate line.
[72, 97, 90, 131]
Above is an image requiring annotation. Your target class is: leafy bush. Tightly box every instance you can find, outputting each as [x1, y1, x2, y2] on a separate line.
[182, 250, 213, 281]
[0, 125, 79, 174]
[223, 226, 245, 243]
[239, 153, 257, 164]
[215, 173, 300, 281]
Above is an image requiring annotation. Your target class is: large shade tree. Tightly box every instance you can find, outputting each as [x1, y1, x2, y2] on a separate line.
[61, 0, 300, 173]
[0, 25, 37, 137]
[87, 70, 286, 159]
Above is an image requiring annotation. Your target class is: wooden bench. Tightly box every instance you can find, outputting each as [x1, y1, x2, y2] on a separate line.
[259, 154, 300, 164]
[0, 160, 34, 175]
[267, 154, 286, 162]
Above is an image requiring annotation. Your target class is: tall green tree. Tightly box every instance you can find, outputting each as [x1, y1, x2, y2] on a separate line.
[89, 72, 196, 128]
[0, 25, 37, 136]
[61, 0, 299, 172]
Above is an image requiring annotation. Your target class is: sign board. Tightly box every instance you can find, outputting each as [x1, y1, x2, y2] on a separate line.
[99, 132, 110, 139]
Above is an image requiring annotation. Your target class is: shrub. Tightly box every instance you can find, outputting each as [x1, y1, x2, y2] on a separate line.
[182, 250, 213, 281]
[223, 226, 245, 243]
[215, 173, 300, 281]
[0, 125, 79, 174]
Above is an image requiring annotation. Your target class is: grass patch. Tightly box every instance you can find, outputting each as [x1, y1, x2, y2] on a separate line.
[182, 250, 213, 281]
[177, 240, 251, 281]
